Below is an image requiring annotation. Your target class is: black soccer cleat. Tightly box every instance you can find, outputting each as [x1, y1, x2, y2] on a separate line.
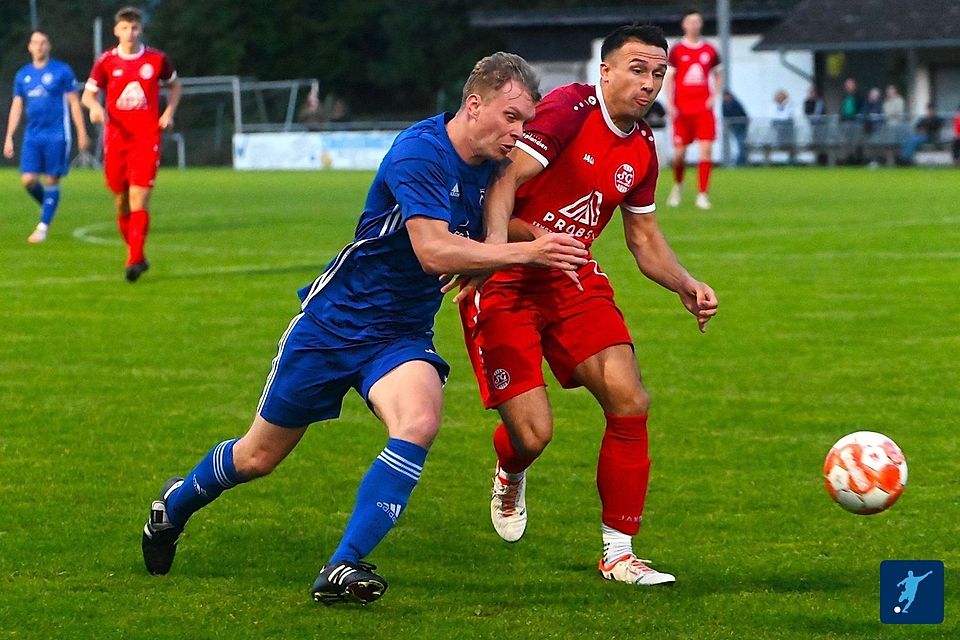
[125, 260, 150, 282]
[311, 560, 388, 605]
[141, 476, 185, 576]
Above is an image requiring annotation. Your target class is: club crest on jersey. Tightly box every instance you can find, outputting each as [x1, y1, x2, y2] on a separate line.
[614, 164, 635, 193]
[700, 51, 712, 64]
[116, 81, 148, 110]
[41, 72, 53, 85]
[492, 368, 511, 391]
[139, 63, 155, 80]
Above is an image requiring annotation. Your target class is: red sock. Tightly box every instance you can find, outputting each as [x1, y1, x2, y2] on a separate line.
[127, 209, 150, 265]
[698, 160, 712, 194]
[493, 423, 537, 474]
[597, 413, 650, 536]
[117, 214, 131, 243]
[673, 160, 685, 185]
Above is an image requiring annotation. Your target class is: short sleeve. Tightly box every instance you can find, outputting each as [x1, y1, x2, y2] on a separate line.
[667, 45, 679, 68]
[159, 53, 176, 82]
[384, 140, 451, 224]
[711, 46, 722, 69]
[13, 73, 24, 98]
[62, 64, 78, 94]
[86, 56, 106, 93]
[622, 149, 659, 215]
[515, 86, 590, 168]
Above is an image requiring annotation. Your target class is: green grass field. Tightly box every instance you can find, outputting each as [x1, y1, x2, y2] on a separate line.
[1, 166, 957, 639]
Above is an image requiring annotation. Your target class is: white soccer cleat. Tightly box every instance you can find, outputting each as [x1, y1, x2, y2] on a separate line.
[491, 470, 527, 543]
[667, 184, 682, 207]
[598, 554, 676, 586]
[28, 226, 47, 243]
[695, 192, 712, 210]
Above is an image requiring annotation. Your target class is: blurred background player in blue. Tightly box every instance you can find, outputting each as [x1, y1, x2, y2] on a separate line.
[140, 52, 588, 605]
[3, 31, 89, 243]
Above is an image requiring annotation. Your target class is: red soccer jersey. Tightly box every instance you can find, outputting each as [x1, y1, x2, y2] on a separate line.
[85, 46, 176, 137]
[668, 40, 720, 114]
[512, 83, 658, 251]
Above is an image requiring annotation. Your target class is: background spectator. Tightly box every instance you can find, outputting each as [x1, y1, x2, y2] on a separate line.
[899, 103, 944, 164]
[883, 85, 906, 124]
[839, 78, 865, 164]
[722, 90, 749, 166]
[803, 85, 825, 119]
[770, 89, 796, 163]
[862, 87, 884, 135]
[839, 78, 864, 122]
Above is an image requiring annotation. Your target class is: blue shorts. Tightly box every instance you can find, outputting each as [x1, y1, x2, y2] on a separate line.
[256, 312, 450, 427]
[21, 136, 69, 177]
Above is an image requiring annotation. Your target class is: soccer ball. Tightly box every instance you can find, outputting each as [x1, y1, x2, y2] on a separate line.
[823, 431, 907, 515]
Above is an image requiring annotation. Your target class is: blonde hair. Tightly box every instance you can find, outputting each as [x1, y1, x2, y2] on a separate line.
[462, 52, 541, 105]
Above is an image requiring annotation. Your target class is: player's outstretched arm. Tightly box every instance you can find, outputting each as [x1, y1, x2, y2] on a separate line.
[159, 79, 182, 130]
[3, 96, 24, 159]
[623, 211, 717, 332]
[66, 93, 90, 152]
[407, 217, 587, 277]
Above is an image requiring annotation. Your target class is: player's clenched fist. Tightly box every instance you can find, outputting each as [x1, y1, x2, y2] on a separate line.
[676, 276, 718, 333]
[526, 233, 588, 270]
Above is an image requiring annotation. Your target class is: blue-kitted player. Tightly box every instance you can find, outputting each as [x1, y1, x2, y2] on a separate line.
[140, 52, 588, 605]
[3, 31, 90, 243]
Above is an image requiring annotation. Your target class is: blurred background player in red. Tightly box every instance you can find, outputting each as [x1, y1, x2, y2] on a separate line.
[455, 24, 717, 586]
[81, 6, 181, 282]
[664, 10, 722, 210]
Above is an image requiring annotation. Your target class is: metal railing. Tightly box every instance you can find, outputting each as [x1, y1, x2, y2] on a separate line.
[721, 114, 956, 166]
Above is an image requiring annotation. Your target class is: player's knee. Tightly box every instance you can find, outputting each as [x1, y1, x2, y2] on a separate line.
[21, 175, 37, 188]
[516, 432, 550, 459]
[391, 411, 440, 448]
[606, 385, 650, 416]
[509, 421, 552, 459]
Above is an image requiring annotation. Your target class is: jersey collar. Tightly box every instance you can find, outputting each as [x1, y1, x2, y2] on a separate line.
[595, 83, 637, 138]
[116, 46, 146, 60]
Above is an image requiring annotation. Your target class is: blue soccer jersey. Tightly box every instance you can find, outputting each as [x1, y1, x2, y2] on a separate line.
[297, 113, 494, 342]
[257, 113, 495, 427]
[14, 59, 77, 141]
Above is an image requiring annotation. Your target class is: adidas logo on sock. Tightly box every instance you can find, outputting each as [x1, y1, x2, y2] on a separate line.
[377, 501, 403, 523]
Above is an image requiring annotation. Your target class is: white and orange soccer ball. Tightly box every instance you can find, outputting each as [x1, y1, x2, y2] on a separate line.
[823, 431, 907, 515]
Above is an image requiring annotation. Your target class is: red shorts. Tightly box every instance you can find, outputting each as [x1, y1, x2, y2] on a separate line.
[672, 110, 716, 145]
[104, 127, 161, 193]
[460, 260, 633, 409]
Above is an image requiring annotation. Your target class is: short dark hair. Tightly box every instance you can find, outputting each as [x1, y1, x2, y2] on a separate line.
[114, 6, 143, 24]
[462, 52, 541, 105]
[29, 30, 49, 41]
[682, 9, 703, 20]
[600, 24, 668, 60]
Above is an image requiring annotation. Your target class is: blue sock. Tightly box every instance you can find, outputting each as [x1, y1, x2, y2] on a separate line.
[329, 438, 428, 564]
[166, 439, 245, 528]
[26, 182, 43, 204]
[40, 185, 60, 225]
